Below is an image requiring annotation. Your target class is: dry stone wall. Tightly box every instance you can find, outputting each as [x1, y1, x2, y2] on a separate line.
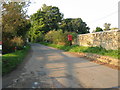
[77, 30, 120, 50]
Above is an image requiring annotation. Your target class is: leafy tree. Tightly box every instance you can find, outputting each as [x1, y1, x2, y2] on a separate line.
[94, 27, 103, 32]
[29, 4, 63, 42]
[29, 4, 90, 42]
[60, 18, 90, 34]
[104, 23, 111, 31]
[2, 2, 30, 54]
[59, 18, 73, 32]
[42, 4, 63, 31]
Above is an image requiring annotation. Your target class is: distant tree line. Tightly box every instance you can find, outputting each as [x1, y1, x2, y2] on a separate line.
[93, 23, 118, 32]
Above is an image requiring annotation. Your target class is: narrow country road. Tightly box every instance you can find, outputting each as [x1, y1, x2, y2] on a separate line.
[3, 43, 119, 88]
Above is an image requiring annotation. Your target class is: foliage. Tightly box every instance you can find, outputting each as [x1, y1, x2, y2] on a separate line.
[29, 4, 90, 42]
[45, 30, 67, 45]
[104, 23, 111, 31]
[45, 30, 77, 45]
[59, 18, 90, 34]
[94, 27, 103, 32]
[2, 2, 30, 54]
[27, 28, 44, 42]
[45, 30, 57, 43]
[10, 36, 24, 49]
[41, 4, 63, 31]
[2, 44, 30, 75]
[40, 42, 119, 59]
[70, 32, 78, 39]
[29, 4, 63, 42]
[36, 32, 45, 42]
[110, 27, 118, 30]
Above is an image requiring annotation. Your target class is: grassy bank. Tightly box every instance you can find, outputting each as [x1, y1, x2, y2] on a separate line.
[40, 42, 119, 59]
[2, 44, 31, 75]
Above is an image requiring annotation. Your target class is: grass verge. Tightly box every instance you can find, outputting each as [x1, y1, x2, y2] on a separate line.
[2, 44, 31, 75]
[40, 42, 119, 59]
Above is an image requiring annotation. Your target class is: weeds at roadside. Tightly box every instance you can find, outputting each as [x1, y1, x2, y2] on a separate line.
[2, 44, 31, 75]
[40, 42, 118, 59]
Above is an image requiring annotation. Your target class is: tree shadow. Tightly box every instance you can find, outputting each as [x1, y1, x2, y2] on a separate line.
[35, 43, 112, 88]
[2, 43, 119, 88]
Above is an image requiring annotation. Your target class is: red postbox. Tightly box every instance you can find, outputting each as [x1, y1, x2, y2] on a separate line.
[68, 35, 72, 41]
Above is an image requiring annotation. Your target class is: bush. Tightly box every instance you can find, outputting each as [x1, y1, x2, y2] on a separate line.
[2, 36, 25, 54]
[45, 30, 77, 45]
[45, 30, 57, 43]
[94, 27, 103, 32]
[2, 38, 14, 54]
[11, 36, 24, 47]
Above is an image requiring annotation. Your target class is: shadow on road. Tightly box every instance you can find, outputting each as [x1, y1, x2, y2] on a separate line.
[2, 43, 119, 88]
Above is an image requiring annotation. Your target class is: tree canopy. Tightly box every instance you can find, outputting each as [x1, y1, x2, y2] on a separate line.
[94, 27, 103, 32]
[30, 4, 63, 33]
[28, 4, 90, 42]
[104, 23, 111, 31]
[60, 18, 90, 34]
[29, 4, 63, 42]
[2, 2, 30, 54]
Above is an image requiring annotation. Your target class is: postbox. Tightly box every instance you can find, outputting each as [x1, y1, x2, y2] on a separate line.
[68, 35, 72, 41]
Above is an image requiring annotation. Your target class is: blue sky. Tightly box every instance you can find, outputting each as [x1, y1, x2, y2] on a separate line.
[27, 0, 119, 32]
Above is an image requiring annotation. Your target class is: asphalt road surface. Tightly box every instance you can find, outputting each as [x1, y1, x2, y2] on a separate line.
[3, 43, 119, 88]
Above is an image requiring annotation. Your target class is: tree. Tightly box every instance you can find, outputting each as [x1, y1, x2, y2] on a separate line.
[59, 18, 73, 32]
[29, 4, 63, 42]
[42, 4, 63, 31]
[104, 23, 111, 31]
[29, 4, 90, 42]
[94, 27, 103, 32]
[60, 18, 90, 34]
[2, 2, 30, 54]
[30, 4, 63, 33]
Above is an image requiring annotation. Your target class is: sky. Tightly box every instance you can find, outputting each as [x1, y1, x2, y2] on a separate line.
[27, 0, 119, 32]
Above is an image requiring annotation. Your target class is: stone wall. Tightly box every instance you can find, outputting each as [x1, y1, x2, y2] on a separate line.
[77, 30, 120, 50]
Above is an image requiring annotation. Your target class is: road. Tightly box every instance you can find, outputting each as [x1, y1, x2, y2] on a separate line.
[3, 43, 119, 88]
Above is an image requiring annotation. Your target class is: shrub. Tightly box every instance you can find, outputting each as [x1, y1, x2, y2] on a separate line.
[2, 37, 14, 54]
[45, 29, 68, 45]
[45, 30, 77, 45]
[2, 36, 24, 54]
[11, 36, 24, 47]
[94, 27, 103, 32]
[45, 30, 56, 43]
[54, 30, 67, 45]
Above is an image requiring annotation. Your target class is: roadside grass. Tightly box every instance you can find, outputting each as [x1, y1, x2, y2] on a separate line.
[2, 44, 31, 75]
[40, 42, 119, 59]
